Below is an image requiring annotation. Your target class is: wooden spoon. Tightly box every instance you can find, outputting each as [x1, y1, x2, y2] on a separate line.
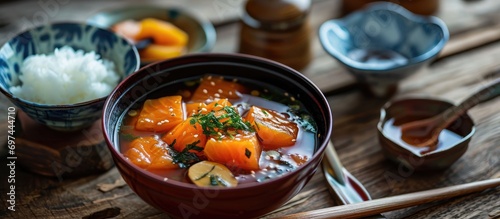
[400, 77, 500, 147]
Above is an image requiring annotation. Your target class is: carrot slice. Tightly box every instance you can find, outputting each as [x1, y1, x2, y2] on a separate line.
[123, 136, 178, 170]
[162, 117, 207, 156]
[245, 106, 299, 150]
[136, 18, 188, 46]
[204, 133, 261, 171]
[191, 76, 248, 102]
[139, 44, 186, 62]
[135, 95, 184, 133]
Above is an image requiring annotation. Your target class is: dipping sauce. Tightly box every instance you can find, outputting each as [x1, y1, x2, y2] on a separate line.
[117, 75, 318, 187]
[383, 117, 463, 155]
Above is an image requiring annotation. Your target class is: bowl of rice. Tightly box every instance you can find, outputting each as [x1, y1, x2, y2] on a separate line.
[0, 22, 140, 131]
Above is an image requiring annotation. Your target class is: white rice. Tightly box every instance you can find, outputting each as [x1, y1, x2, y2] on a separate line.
[10, 46, 119, 105]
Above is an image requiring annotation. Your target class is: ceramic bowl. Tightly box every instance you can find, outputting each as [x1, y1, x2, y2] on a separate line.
[377, 97, 475, 171]
[102, 53, 333, 219]
[87, 5, 216, 64]
[0, 22, 140, 131]
[319, 2, 449, 97]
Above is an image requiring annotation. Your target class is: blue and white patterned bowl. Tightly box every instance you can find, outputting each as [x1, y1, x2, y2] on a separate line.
[0, 22, 140, 131]
[319, 2, 449, 96]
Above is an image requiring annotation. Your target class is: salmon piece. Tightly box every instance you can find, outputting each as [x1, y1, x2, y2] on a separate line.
[204, 133, 261, 171]
[123, 136, 178, 170]
[162, 117, 206, 156]
[139, 44, 186, 62]
[135, 96, 184, 133]
[185, 102, 206, 117]
[136, 18, 188, 47]
[111, 19, 141, 43]
[191, 76, 248, 102]
[186, 99, 234, 117]
[245, 106, 299, 150]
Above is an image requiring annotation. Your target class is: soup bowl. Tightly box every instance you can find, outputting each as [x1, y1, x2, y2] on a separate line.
[102, 53, 333, 218]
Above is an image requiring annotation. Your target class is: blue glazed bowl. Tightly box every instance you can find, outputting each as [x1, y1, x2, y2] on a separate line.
[87, 5, 217, 64]
[0, 22, 140, 131]
[319, 2, 449, 96]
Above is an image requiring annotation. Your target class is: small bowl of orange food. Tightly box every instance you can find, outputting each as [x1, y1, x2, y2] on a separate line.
[87, 5, 216, 64]
[102, 53, 333, 218]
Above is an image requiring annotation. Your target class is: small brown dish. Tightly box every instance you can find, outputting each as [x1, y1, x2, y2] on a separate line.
[377, 97, 475, 171]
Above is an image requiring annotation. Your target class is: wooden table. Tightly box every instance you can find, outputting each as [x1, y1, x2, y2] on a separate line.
[1, 0, 499, 218]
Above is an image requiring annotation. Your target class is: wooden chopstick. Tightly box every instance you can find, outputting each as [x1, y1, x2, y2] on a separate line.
[277, 178, 500, 219]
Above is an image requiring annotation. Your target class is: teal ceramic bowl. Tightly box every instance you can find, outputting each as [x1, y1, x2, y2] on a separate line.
[87, 5, 216, 64]
[319, 2, 449, 97]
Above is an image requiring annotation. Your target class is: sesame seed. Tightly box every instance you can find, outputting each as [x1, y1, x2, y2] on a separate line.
[203, 89, 208, 94]
[218, 89, 223, 93]
[128, 110, 138, 117]
[292, 139, 296, 142]
[228, 91, 233, 95]
[284, 92, 289, 96]
[214, 93, 220, 98]
[182, 131, 186, 136]
[163, 178, 168, 181]
[194, 134, 199, 138]
[210, 81, 216, 86]
[290, 96, 296, 101]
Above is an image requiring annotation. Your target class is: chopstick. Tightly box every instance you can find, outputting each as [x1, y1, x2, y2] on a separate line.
[277, 177, 500, 219]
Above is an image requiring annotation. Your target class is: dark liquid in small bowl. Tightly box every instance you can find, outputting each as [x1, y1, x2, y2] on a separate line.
[377, 97, 475, 171]
[382, 117, 463, 155]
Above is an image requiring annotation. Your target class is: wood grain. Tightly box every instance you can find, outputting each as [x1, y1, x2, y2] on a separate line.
[0, 0, 499, 219]
[278, 178, 500, 219]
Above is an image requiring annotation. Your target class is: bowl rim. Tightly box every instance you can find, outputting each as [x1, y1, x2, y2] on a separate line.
[0, 21, 141, 108]
[102, 52, 333, 191]
[377, 95, 476, 157]
[318, 1, 450, 73]
[86, 4, 217, 53]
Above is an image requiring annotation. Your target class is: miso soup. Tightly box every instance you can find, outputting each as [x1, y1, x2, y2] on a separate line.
[117, 75, 318, 187]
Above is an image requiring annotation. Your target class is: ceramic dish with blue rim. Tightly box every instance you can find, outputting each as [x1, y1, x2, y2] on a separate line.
[0, 22, 140, 131]
[318, 2, 449, 96]
[87, 5, 217, 65]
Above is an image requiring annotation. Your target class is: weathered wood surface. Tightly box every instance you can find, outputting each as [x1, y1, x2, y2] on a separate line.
[0, 0, 499, 218]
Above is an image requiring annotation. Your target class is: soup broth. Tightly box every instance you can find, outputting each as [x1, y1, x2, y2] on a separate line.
[117, 75, 318, 186]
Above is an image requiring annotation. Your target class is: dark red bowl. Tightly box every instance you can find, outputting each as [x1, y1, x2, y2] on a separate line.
[102, 53, 333, 219]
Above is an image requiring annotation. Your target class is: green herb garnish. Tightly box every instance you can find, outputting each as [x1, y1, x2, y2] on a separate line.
[190, 106, 254, 138]
[171, 140, 203, 168]
[120, 132, 139, 141]
[245, 148, 251, 159]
